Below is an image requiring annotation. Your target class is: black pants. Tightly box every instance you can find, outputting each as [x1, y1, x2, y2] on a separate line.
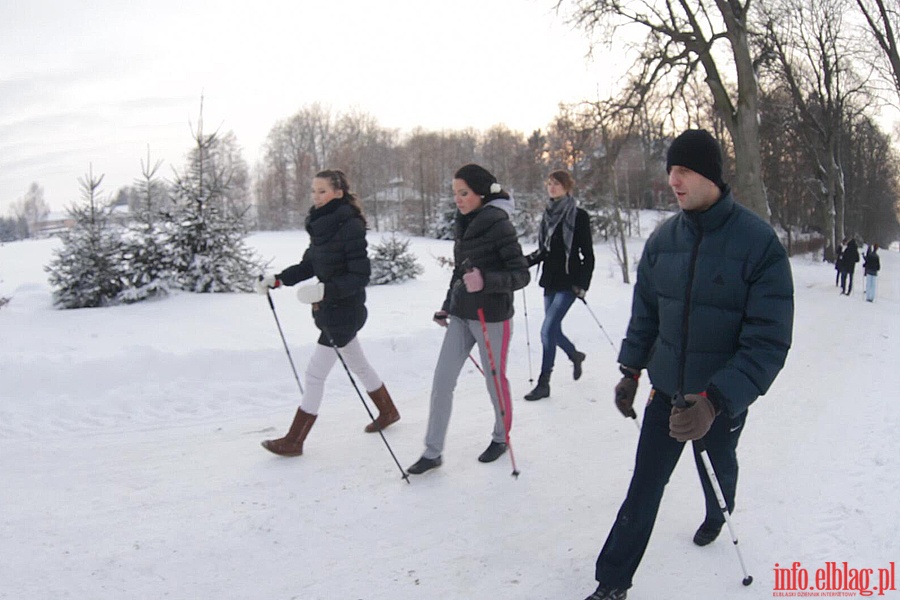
[594, 390, 748, 589]
[840, 268, 855, 294]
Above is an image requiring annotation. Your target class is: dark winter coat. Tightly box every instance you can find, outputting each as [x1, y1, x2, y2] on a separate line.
[864, 249, 881, 276]
[527, 207, 595, 293]
[837, 239, 860, 272]
[618, 188, 794, 418]
[277, 198, 370, 347]
[442, 200, 530, 322]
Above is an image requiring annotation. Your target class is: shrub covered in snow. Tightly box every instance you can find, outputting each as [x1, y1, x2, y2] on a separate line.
[45, 170, 127, 309]
[369, 234, 423, 285]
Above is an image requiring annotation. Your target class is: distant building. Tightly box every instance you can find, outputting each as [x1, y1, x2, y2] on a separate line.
[32, 211, 75, 237]
[364, 178, 422, 232]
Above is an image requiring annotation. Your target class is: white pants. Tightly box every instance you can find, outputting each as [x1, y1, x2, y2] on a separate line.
[301, 337, 382, 415]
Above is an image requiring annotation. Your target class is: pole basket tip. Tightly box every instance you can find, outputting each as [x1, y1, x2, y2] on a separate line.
[742, 576, 753, 586]
[511, 470, 520, 479]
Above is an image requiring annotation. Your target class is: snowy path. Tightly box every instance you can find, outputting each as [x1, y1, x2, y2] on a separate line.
[1, 232, 897, 599]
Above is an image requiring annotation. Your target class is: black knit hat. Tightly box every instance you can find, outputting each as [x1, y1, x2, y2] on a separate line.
[666, 129, 723, 186]
[454, 164, 498, 197]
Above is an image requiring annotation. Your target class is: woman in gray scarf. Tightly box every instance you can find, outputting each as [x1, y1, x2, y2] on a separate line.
[524, 170, 595, 400]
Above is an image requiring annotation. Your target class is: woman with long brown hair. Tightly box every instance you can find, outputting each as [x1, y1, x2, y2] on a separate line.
[256, 169, 400, 456]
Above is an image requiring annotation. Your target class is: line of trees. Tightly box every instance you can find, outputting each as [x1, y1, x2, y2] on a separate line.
[5, 0, 899, 260]
[559, 0, 900, 258]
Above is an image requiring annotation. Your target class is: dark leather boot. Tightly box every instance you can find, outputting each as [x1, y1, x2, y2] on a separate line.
[261, 407, 317, 456]
[570, 350, 586, 380]
[524, 371, 551, 401]
[364, 384, 400, 433]
[693, 519, 724, 546]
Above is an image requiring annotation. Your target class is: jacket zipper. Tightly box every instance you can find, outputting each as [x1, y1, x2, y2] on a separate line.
[678, 227, 703, 393]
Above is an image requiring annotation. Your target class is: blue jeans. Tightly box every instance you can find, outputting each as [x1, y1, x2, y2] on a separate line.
[540, 290, 577, 373]
[594, 390, 747, 589]
[865, 274, 877, 302]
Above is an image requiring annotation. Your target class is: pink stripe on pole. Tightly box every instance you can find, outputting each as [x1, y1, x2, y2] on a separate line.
[499, 319, 513, 435]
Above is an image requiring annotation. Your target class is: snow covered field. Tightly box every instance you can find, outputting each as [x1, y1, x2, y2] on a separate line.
[1, 222, 898, 600]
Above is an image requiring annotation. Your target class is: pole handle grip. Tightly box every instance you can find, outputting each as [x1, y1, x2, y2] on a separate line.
[672, 391, 689, 409]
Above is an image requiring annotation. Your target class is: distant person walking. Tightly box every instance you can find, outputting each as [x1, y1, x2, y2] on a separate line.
[407, 164, 530, 475]
[256, 169, 400, 457]
[838, 237, 860, 295]
[523, 170, 595, 401]
[835, 240, 844, 287]
[863, 244, 881, 302]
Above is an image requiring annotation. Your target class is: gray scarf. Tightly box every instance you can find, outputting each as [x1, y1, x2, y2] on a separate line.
[538, 194, 577, 272]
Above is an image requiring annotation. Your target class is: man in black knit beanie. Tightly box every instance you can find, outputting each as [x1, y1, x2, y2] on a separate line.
[581, 129, 794, 600]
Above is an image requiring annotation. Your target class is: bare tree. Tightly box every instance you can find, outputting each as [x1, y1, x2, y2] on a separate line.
[761, 0, 871, 259]
[11, 182, 50, 237]
[331, 109, 399, 231]
[842, 113, 900, 245]
[560, 0, 770, 219]
[855, 0, 900, 99]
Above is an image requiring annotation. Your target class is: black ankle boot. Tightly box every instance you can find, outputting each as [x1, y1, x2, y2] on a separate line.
[693, 519, 724, 546]
[584, 583, 627, 600]
[407, 455, 442, 475]
[524, 371, 551, 401]
[571, 351, 586, 380]
[477, 441, 507, 463]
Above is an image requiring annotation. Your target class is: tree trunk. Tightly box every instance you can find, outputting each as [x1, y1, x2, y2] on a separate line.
[710, 0, 770, 219]
[729, 115, 770, 219]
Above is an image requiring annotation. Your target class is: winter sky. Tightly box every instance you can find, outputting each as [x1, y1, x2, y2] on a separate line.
[0, 0, 615, 215]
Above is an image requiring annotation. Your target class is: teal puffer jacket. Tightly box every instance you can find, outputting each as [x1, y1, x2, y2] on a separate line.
[618, 189, 794, 417]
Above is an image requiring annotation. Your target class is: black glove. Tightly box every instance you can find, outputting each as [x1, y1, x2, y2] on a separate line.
[526, 249, 542, 267]
[614, 367, 640, 418]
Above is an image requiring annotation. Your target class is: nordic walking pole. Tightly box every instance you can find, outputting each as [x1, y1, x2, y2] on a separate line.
[468, 353, 485, 376]
[264, 288, 304, 395]
[673, 392, 753, 586]
[436, 311, 484, 375]
[322, 325, 410, 484]
[579, 297, 616, 350]
[521, 289, 534, 385]
[476, 308, 520, 479]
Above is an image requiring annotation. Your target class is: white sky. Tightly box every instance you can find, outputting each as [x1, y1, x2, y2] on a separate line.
[0, 0, 619, 214]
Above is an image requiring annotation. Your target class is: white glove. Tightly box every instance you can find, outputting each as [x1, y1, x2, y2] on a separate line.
[296, 281, 325, 304]
[255, 274, 280, 294]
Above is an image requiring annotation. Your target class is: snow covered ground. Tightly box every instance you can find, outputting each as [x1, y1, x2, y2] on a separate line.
[2, 219, 898, 600]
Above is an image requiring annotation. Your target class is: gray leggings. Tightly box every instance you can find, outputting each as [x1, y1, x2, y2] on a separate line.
[423, 316, 514, 459]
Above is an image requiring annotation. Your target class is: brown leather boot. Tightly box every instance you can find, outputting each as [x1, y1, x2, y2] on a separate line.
[364, 384, 400, 433]
[261, 407, 317, 456]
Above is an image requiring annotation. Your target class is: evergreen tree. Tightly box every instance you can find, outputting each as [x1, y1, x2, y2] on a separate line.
[0, 216, 29, 242]
[160, 99, 264, 293]
[427, 203, 457, 240]
[369, 234, 423, 285]
[45, 167, 125, 308]
[118, 150, 171, 303]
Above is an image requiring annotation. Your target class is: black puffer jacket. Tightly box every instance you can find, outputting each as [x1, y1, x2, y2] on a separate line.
[863, 249, 880, 275]
[527, 208, 594, 292]
[441, 200, 530, 322]
[838, 239, 860, 272]
[277, 198, 370, 347]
